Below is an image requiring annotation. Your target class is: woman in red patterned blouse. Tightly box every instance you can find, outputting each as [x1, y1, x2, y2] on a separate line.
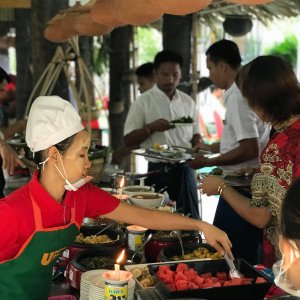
[200, 55, 300, 266]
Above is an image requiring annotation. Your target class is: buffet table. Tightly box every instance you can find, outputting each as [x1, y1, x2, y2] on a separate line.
[50, 278, 79, 299]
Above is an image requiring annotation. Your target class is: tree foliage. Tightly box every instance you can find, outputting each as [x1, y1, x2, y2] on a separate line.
[136, 27, 161, 64]
[265, 35, 298, 67]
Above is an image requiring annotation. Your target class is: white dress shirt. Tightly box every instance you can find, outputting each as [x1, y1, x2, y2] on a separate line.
[220, 83, 270, 172]
[124, 85, 200, 150]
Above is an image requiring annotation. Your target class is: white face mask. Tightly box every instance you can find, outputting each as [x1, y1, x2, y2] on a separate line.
[64, 175, 93, 191]
[273, 239, 300, 297]
[54, 152, 92, 192]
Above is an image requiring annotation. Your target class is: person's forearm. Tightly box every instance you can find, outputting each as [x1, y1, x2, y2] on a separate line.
[220, 185, 271, 228]
[106, 202, 199, 231]
[191, 134, 203, 147]
[124, 125, 153, 147]
[203, 144, 258, 167]
[106, 201, 234, 257]
[207, 142, 220, 153]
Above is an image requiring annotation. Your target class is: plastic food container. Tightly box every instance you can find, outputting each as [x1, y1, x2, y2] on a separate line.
[127, 225, 148, 252]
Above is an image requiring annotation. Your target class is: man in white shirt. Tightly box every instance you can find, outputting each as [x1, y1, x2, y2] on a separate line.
[189, 40, 270, 264]
[124, 50, 202, 219]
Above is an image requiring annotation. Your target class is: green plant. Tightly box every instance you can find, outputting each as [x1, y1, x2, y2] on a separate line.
[93, 36, 110, 76]
[265, 35, 298, 67]
[135, 27, 161, 64]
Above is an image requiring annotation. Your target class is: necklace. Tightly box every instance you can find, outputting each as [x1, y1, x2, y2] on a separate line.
[273, 116, 300, 132]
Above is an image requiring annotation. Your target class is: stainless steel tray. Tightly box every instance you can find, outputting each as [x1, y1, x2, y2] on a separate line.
[131, 147, 194, 163]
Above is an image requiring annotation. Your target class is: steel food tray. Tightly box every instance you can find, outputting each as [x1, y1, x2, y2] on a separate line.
[131, 147, 194, 163]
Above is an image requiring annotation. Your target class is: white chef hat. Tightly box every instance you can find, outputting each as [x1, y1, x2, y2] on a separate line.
[26, 96, 84, 152]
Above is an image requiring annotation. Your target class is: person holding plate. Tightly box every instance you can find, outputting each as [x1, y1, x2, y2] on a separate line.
[124, 50, 202, 219]
[189, 40, 270, 264]
[0, 95, 232, 299]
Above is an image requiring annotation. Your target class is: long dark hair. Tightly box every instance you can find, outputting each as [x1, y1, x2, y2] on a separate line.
[239, 55, 300, 123]
[281, 177, 300, 240]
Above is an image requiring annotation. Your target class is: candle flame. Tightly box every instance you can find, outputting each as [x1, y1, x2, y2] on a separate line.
[119, 176, 125, 189]
[116, 249, 125, 264]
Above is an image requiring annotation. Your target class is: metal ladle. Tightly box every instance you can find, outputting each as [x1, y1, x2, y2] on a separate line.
[131, 233, 153, 262]
[170, 230, 184, 259]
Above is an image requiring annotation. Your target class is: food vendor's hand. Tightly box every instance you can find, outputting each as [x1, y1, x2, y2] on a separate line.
[193, 141, 211, 152]
[147, 119, 175, 133]
[200, 221, 233, 259]
[0, 141, 26, 175]
[198, 175, 225, 196]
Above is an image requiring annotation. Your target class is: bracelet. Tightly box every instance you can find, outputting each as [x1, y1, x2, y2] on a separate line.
[217, 182, 230, 196]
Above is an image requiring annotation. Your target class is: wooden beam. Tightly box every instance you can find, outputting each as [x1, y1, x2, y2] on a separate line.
[0, 0, 31, 8]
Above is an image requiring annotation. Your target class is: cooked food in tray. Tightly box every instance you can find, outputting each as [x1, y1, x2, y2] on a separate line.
[79, 256, 115, 270]
[131, 266, 157, 288]
[172, 246, 222, 261]
[171, 116, 193, 124]
[74, 233, 116, 244]
[149, 144, 186, 158]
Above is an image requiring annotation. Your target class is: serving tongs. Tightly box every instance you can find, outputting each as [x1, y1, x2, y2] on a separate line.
[224, 254, 242, 278]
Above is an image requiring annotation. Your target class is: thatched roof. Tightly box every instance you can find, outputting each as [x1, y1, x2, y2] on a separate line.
[198, 0, 300, 29]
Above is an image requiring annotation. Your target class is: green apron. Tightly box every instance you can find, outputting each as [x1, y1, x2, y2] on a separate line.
[0, 194, 80, 300]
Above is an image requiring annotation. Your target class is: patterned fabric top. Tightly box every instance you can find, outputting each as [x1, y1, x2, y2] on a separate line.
[250, 119, 300, 259]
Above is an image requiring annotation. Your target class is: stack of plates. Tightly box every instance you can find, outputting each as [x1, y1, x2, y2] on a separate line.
[80, 269, 135, 300]
[80, 270, 106, 300]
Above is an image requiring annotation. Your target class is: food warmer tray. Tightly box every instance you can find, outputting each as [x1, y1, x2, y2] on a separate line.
[148, 258, 272, 300]
[131, 147, 194, 163]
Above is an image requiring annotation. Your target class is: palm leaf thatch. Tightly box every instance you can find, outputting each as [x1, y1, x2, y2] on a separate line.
[198, 0, 300, 31]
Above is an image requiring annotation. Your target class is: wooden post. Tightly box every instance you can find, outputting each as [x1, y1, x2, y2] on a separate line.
[191, 13, 199, 102]
[130, 26, 137, 173]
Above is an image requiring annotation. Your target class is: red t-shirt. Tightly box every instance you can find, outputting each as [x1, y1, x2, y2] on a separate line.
[0, 172, 120, 261]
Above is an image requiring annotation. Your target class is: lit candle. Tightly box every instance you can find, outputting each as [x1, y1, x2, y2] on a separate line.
[114, 249, 125, 281]
[119, 176, 125, 200]
[114, 263, 120, 281]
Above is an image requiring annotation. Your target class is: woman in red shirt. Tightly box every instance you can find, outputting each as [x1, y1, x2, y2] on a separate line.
[0, 95, 232, 300]
[200, 55, 300, 267]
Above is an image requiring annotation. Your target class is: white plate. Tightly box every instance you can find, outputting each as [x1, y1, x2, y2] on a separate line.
[81, 269, 107, 282]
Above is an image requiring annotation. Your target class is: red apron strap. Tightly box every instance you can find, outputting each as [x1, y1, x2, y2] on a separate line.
[30, 194, 43, 231]
[30, 193, 79, 229]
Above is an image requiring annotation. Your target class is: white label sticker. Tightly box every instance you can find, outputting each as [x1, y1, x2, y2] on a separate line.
[63, 249, 69, 258]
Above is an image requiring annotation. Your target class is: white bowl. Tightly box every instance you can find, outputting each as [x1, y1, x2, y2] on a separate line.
[129, 192, 164, 208]
[123, 185, 153, 196]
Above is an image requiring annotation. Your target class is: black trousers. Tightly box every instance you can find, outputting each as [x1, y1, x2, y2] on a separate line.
[213, 188, 262, 265]
[145, 162, 200, 219]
